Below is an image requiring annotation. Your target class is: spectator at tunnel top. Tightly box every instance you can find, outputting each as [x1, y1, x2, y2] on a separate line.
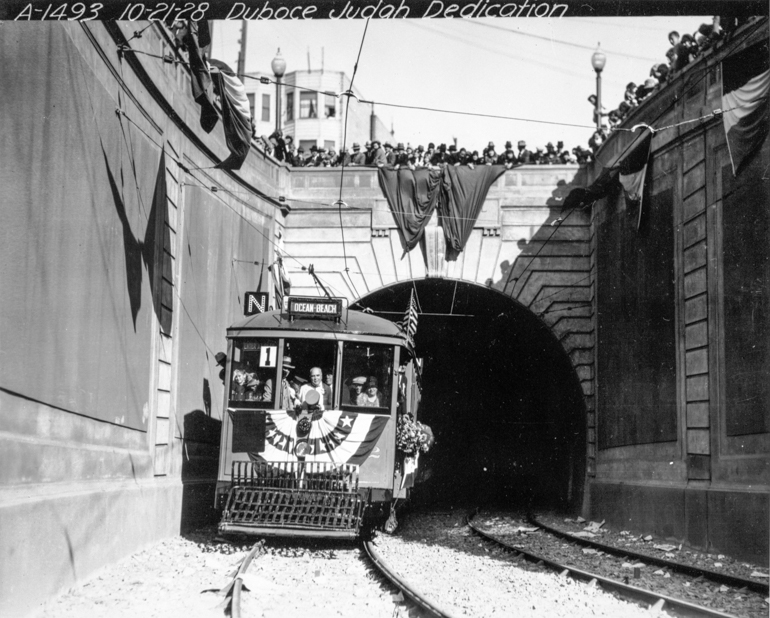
[337, 147, 351, 167]
[544, 142, 560, 164]
[588, 129, 607, 153]
[295, 146, 306, 166]
[270, 130, 286, 162]
[498, 141, 514, 164]
[676, 34, 699, 69]
[370, 140, 387, 167]
[484, 142, 498, 165]
[414, 145, 426, 167]
[624, 82, 639, 107]
[384, 142, 395, 165]
[588, 94, 608, 127]
[502, 149, 517, 169]
[431, 143, 448, 166]
[364, 140, 373, 165]
[636, 77, 659, 102]
[651, 63, 669, 84]
[470, 150, 481, 166]
[517, 140, 532, 164]
[350, 143, 365, 166]
[668, 30, 680, 47]
[395, 143, 409, 166]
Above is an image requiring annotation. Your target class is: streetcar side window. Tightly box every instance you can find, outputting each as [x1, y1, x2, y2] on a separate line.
[340, 342, 393, 413]
[229, 339, 279, 408]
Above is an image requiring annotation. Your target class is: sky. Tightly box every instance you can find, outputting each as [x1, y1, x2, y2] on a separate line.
[210, 14, 711, 152]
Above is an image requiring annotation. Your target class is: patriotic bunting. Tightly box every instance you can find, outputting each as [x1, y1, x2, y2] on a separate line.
[178, 21, 218, 134]
[256, 409, 389, 465]
[721, 43, 769, 176]
[209, 59, 253, 171]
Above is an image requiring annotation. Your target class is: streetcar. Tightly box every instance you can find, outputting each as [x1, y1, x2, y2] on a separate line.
[215, 295, 424, 538]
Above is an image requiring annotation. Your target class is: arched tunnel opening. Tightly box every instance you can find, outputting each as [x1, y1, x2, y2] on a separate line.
[352, 279, 586, 513]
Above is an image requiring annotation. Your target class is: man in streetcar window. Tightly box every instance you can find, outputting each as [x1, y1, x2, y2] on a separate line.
[299, 367, 331, 410]
[324, 369, 334, 400]
[347, 376, 367, 405]
[280, 356, 300, 410]
[360, 377, 383, 407]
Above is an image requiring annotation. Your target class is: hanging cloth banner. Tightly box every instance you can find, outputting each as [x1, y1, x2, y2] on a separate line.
[256, 409, 389, 465]
[721, 42, 769, 176]
[179, 21, 218, 134]
[209, 59, 253, 171]
[439, 164, 507, 260]
[379, 165, 506, 260]
[377, 167, 443, 257]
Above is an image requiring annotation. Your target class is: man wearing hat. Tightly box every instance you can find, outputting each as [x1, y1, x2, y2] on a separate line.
[364, 140, 373, 165]
[351, 143, 365, 166]
[370, 140, 387, 167]
[516, 140, 532, 164]
[384, 142, 396, 165]
[280, 356, 300, 409]
[215, 352, 227, 384]
[394, 142, 408, 168]
[347, 376, 367, 405]
[484, 142, 498, 165]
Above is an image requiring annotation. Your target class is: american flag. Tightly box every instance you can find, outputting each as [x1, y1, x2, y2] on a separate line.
[400, 289, 419, 345]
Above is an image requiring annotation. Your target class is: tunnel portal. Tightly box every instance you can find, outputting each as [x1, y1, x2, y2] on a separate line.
[352, 279, 586, 511]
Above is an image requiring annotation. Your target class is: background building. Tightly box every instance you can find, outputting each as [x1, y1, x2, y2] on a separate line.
[243, 68, 394, 152]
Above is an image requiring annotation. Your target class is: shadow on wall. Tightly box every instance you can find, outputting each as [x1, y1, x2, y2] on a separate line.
[102, 145, 171, 332]
[181, 391, 222, 531]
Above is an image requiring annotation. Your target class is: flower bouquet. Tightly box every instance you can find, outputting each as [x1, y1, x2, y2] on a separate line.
[396, 414, 433, 455]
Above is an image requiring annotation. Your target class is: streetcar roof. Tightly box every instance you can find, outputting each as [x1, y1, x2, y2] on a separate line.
[227, 309, 408, 341]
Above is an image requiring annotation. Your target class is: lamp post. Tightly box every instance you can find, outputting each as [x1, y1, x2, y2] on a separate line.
[591, 43, 606, 132]
[271, 49, 286, 133]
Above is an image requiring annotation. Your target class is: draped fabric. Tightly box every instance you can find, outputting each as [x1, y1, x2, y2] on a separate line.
[209, 60, 253, 171]
[562, 126, 653, 225]
[722, 42, 769, 176]
[257, 409, 389, 465]
[181, 21, 218, 134]
[439, 164, 507, 260]
[377, 167, 443, 256]
[723, 70, 770, 176]
[378, 165, 506, 260]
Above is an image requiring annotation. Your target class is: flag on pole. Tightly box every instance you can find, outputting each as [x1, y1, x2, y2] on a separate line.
[721, 43, 769, 176]
[400, 289, 419, 346]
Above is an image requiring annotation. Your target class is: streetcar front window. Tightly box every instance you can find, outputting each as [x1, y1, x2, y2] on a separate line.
[229, 339, 279, 408]
[340, 342, 393, 413]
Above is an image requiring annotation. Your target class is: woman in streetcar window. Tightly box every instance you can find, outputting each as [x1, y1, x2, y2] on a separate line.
[360, 377, 383, 407]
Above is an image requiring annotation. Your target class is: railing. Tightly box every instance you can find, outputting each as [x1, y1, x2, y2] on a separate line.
[231, 460, 359, 492]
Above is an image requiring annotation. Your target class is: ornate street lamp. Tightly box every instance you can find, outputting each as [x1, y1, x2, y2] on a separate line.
[591, 43, 606, 132]
[271, 49, 286, 133]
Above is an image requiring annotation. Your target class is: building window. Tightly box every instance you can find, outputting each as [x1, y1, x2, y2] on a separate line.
[325, 94, 336, 118]
[300, 92, 317, 119]
[247, 93, 255, 121]
[286, 92, 294, 121]
[299, 140, 316, 152]
[324, 140, 335, 152]
[261, 93, 270, 122]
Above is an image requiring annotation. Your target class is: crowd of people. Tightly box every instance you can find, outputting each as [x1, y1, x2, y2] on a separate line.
[258, 131, 596, 168]
[587, 15, 752, 151]
[249, 16, 754, 168]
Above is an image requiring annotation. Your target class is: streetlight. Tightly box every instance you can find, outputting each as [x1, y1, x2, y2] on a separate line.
[271, 49, 286, 133]
[591, 43, 606, 132]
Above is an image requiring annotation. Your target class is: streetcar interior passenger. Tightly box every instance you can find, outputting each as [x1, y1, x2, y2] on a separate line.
[228, 339, 278, 407]
[341, 342, 392, 413]
[283, 340, 337, 409]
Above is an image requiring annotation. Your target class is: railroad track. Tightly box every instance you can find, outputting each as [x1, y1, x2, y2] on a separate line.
[528, 513, 769, 596]
[467, 513, 744, 618]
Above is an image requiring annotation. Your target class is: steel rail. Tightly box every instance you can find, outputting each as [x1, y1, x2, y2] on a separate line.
[527, 514, 769, 596]
[467, 515, 740, 618]
[230, 541, 263, 618]
[362, 538, 460, 618]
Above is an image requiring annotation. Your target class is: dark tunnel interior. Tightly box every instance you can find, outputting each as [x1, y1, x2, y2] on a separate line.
[352, 279, 586, 512]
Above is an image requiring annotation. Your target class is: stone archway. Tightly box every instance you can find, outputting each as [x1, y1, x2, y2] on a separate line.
[351, 278, 587, 510]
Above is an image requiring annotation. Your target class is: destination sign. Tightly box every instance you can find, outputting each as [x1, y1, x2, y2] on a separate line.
[287, 296, 343, 319]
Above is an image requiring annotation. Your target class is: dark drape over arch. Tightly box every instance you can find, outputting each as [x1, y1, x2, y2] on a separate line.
[439, 164, 506, 260]
[378, 165, 507, 260]
[377, 167, 443, 257]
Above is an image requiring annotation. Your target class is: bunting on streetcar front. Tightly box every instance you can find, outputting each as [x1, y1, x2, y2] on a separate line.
[256, 409, 389, 465]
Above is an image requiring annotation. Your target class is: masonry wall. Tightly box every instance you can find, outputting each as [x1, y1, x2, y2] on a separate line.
[0, 22, 283, 616]
[587, 19, 769, 563]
